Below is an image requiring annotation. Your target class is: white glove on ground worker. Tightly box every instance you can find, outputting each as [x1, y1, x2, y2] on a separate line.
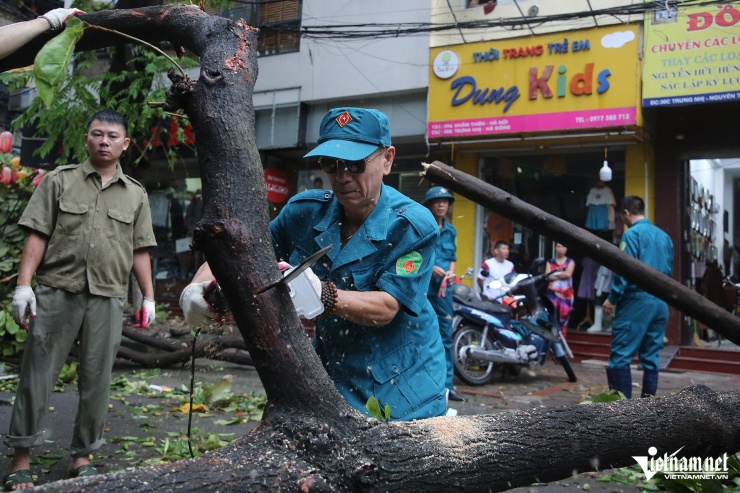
[41, 8, 84, 32]
[143, 297, 156, 326]
[134, 297, 157, 328]
[180, 280, 217, 327]
[11, 285, 36, 329]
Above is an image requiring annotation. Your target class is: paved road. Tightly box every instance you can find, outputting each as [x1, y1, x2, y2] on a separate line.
[0, 355, 737, 491]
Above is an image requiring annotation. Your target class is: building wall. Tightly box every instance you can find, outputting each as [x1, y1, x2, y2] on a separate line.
[255, 1, 431, 104]
[430, 0, 645, 47]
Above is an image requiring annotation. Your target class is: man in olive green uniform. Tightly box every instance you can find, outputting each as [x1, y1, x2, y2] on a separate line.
[4, 109, 156, 489]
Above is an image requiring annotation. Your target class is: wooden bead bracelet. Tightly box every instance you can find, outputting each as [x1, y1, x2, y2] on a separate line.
[320, 280, 338, 314]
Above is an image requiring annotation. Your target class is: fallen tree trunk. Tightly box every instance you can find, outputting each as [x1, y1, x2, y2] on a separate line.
[422, 160, 740, 347]
[116, 327, 250, 368]
[38, 386, 740, 492]
[1, 7, 736, 493]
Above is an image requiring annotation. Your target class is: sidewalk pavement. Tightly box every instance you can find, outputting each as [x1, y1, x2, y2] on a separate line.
[0, 358, 738, 491]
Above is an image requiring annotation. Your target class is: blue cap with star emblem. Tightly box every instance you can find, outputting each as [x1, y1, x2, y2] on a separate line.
[304, 107, 392, 161]
[424, 186, 455, 205]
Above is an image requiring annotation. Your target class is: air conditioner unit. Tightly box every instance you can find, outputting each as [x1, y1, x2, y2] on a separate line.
[9, 88, 37, 111]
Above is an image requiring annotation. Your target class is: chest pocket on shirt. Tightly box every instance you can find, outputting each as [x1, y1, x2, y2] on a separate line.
[57, 202, 89, 235]
[349, 264, 379, 291]
[440, 243, 456, 261]
[106, 208, 135, 243]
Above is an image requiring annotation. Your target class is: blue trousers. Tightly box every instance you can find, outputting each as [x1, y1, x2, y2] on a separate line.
[608, 294, 667, 371]
[428, 291, 454, 389]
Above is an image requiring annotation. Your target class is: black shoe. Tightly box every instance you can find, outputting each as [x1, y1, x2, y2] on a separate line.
[448, 389, 466, 402]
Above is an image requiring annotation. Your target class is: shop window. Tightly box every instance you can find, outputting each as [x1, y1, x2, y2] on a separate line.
[223, 0, 301, 56]
[397, 172, 428, 204]
[255, 104, 301, 149]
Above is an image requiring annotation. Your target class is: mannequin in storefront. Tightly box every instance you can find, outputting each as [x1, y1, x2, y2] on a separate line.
[575, 256, 599, 329]
[586, 264, 613, 333]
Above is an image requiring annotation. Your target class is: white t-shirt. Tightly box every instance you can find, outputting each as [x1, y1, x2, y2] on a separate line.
[478, 257, 515, 300]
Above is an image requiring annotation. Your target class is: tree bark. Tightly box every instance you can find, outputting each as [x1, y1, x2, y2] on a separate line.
[3, 7, 738, 492]
[35, 386, 740, 492]
[422, 160, 740, 347]
[116, 327, 251, 368]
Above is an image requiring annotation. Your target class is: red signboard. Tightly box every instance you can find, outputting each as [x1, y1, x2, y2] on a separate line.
[264, 168, 289, 204]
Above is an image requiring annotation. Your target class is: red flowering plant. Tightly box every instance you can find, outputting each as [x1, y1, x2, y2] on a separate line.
[0, 133, 45, 359]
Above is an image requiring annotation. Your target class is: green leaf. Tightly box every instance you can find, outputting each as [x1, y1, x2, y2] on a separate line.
[591, 391, 626, 403]
[33, 18, 85, 108]
[5, 317, 19, 335]
[383, 404, 391, 422]
[201, 434, 222, 451]
[365, 396, 383, 421]
[15, 329, 27, 343]
[210, 375, 233, 404]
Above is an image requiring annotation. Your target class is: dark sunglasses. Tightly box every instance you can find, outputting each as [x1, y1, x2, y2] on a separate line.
[317, 147, 386, 175]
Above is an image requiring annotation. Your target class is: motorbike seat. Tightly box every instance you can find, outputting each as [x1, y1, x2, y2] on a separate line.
[456, 298, 513, 314]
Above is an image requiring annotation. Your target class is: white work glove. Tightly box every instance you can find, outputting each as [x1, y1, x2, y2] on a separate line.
[40, 8, 84, 32]
[134, 297, 156, 328]
[11, 285, 36, 329]
[180, 280, 218, 327]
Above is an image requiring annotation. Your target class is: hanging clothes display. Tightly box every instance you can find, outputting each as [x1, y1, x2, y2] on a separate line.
[585, 181, 616, 231]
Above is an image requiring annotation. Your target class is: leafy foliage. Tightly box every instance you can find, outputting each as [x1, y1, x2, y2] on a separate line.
[365, 396, 391, 422]
[8, 17, 199, 170]
[0, 154, 43, 358]
[34, 18, 85, 107]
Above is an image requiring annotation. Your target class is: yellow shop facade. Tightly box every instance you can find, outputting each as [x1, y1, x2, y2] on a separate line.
[427, 24, 657, 334]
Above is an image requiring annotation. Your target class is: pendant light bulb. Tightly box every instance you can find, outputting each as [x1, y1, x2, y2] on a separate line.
[599, 147, 612, 182]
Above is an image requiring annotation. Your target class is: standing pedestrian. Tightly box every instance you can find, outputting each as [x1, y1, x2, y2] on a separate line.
[4, 110, 156, 490]
[545, 243, 575, 336]
[602, 196, 673, 398]
[424, 186, 464, 403]
[477, 241, 514, 301]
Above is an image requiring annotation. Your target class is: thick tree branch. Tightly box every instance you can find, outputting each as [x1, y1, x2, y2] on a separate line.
[0, 6, 210, 73]
[35, 386, 740, 492]
[422, 160, 740, 346]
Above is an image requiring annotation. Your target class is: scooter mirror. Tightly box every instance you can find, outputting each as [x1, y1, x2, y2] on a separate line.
[529, 257, 547, 273]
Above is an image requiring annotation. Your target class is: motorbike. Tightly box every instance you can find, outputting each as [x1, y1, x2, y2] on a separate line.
[450, 259, 577, 385]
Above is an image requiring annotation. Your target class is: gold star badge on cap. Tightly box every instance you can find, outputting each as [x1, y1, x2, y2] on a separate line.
[335, 111, 353, 127]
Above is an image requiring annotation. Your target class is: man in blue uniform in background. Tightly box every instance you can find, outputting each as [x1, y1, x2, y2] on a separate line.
[602, 195, 673, 398]
[181, 107, 447, 420]
[423, 186, 465, 403]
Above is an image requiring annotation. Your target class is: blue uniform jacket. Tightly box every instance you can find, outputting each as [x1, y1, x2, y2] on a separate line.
[271, 185, 447, 420]
[607, 218, 674, 304]
[427, 219, 457, 297]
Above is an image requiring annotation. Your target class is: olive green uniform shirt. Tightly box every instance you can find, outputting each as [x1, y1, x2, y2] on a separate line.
[19, 159, 156, 298]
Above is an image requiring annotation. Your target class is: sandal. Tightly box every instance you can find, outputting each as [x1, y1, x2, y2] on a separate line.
[3, 469, 34, 491]
[69, 464, 98, 479]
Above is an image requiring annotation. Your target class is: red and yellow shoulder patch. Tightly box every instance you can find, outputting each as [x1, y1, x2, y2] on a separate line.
[396, 251, 422, 275]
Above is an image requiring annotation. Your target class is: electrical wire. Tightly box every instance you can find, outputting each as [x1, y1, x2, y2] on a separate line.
[249, 0, 730, 40]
